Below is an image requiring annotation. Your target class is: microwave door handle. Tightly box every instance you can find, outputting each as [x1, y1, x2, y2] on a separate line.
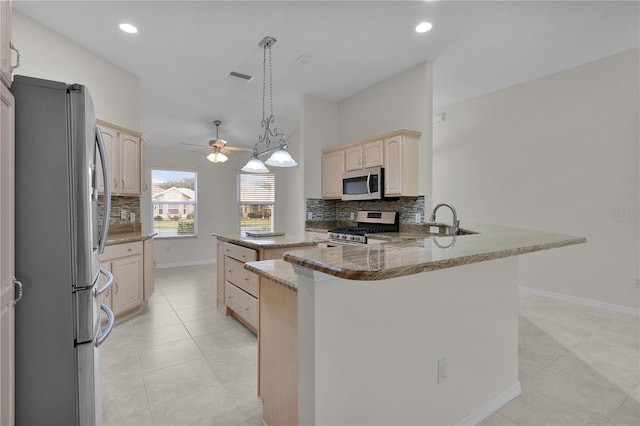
[96, 126, 111, 254]
[367, 172, 372, 195]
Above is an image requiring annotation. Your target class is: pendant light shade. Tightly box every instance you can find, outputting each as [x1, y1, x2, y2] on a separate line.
[207, 151, 228, 163]
[241, 35, 298, 174]
[265, 149, 297, 167]
[241, 156, 270, 173]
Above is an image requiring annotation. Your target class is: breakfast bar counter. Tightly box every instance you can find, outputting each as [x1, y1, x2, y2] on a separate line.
[246, 224, 586, 426]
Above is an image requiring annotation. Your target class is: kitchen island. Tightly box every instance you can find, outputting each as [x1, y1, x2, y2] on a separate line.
[246, 224, 586, 426]
[212, 232, 327, 333]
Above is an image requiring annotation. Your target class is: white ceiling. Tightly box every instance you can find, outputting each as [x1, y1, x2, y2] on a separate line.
[13, 1, 640, 151]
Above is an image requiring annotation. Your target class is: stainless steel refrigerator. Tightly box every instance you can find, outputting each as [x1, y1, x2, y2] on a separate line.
[12, 75, 114, 426]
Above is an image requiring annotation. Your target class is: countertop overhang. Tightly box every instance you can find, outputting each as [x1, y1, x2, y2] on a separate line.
[212, 232, 329, 250]
[247, 224, 586, 283]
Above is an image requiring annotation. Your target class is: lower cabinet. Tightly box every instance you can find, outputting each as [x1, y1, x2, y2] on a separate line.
[99, 241, 144, 319]
[143, 238, 155, 300]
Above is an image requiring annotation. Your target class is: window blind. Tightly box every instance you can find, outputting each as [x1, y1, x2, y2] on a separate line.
[239, 174, 275, 203]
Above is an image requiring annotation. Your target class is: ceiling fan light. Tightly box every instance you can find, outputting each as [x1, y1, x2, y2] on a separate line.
[207, 152, 228, 163]
[241, 157, 270, 173]
[265, 148, 297, 167]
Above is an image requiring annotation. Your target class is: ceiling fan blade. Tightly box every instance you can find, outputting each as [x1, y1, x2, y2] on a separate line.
[225, 146, 253, 152]
[188, 147, 212, 153]
[180, 142, 209, 148]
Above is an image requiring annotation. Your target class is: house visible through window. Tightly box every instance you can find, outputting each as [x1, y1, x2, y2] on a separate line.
[239, 173, 275, 233]
[152, 169, 197, 238]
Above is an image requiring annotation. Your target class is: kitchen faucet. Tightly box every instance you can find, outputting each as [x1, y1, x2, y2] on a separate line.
[429, 203, 460, 235]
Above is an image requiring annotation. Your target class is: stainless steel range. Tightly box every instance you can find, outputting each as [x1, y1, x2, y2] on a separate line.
[328, 211, 399, 245]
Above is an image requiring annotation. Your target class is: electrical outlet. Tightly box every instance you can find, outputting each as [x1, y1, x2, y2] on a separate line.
[130, 212, 135, 222]
[307, 212, 313, 220]
[120, 209, 128, 220]
[415, 213, 421, 223]
[438, 357, 448, 384]
[350, 212, 355, 220]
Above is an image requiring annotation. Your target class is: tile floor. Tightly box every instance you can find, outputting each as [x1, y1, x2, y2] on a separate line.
[101, 264, 640, 426]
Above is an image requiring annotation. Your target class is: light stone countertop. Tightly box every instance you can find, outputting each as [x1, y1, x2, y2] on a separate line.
[212, 232, 329, 250]
[106, 231, 157, 246]
[244, 259, 299, 291]
[247, 223, 586, 284]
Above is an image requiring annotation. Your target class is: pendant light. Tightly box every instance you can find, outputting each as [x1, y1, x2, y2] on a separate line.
[241, 36, 298, 173]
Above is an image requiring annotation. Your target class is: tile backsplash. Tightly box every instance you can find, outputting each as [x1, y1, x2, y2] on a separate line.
[306, 196, 425, 224]
[98, 196, 141, 226]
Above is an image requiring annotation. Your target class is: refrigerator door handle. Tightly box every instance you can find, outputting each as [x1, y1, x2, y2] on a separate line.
[13, 278, 23, 305]
[96, 126, 111, 255]
[96, 267, 113, 295]
[96, 304, 114, 347]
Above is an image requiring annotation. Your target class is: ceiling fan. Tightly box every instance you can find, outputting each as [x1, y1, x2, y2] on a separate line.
[181, 120, 252, 163]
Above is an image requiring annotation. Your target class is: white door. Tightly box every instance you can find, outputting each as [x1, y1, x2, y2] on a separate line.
[0, 83, 16, 425]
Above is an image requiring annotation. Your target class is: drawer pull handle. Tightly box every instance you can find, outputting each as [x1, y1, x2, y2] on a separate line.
[114, 283, 119, 294]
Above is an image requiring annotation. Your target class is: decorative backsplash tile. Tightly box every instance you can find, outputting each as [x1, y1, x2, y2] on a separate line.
[306, 196, 425, 224]
[98, 196, 141, 225]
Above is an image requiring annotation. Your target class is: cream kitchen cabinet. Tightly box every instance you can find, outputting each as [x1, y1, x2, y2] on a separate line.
[321, 148, 344, 199]
[345, 140, 383, 171]
[383, 130, 420, 196]
[222, 241, 259, 332]
[0, 0, 14, 87]
[99, 241, 143, 318]
[96, 120, 141, 196]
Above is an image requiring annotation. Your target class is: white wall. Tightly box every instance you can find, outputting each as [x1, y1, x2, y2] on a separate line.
[301, 95, 339, 200]
[12, 11, 140, 130]
[433, 48, 640, 311]
[147, 148, 248, 267]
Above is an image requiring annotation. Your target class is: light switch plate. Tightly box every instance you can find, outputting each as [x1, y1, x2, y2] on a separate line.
[121, 209, 128, 220]
[130, 212, 135, 222]
[307, 212, 313, 220]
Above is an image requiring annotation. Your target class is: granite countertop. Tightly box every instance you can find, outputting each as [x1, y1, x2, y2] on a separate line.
[213, 232, 329, 250]
[247, 224, 585, 283]
[106, 223, 157, 245]
[244, 259, 299, 291]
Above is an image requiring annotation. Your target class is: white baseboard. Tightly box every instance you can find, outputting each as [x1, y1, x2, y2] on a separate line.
[155, 259, 216, 269]
[519, 286, 640, 317]
[455, 382, 522, 426]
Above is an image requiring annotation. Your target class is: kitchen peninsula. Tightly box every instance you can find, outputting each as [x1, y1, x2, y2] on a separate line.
[212, 232, 328, 333]
[246, 224, 586, 426]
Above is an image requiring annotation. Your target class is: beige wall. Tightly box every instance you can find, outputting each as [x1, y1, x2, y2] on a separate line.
[433, 48, 640, 311]
[12, 11, 140, 130]
[147, 148, 246, 267]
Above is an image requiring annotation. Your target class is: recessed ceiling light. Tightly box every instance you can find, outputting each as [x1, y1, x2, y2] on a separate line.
[415, 22, 433, 33]
[119, 23, 138, 34]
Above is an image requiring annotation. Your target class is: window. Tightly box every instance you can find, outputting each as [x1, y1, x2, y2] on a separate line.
[239, 173, 275, 233]
[151, 169, 197, 238]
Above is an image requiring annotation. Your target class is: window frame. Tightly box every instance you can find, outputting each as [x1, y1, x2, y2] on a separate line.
[151, 168, 198, 239]
[238, 173, 275, 234]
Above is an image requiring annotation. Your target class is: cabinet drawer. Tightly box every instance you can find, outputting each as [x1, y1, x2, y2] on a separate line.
[225, 281, 258, 329]
[100, 241, 143, 261]
[225, 257, 258, 297]
[222, 242, 257, 262]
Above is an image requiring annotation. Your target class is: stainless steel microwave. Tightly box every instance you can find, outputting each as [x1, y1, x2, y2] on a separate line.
[342, 166, 384, 201]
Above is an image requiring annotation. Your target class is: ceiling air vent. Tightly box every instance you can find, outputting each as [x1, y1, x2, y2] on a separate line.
[226, 71, 254, 83]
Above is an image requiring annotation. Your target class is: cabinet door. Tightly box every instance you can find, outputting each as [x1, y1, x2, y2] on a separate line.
[0, 82, 15, 426]
[322, 150, 344, 199]
[0, 0, 12, 87]
[363, 140, 383, 168]
[97, 126, 117, 194]
[384, 137, 403, 196]
[111, 255, 143, 316]
[143, 238, 154, 301]
[119, 133, 140, 195]
[345, 145, 363, 171]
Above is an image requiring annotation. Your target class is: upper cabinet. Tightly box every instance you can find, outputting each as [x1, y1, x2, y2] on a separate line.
[345, 140, 383, 171]
[322, 148, 345, 199]
[321, 129, 421, 199]
[97, 120, 141, 196]
[1, 0, 13, 87]
[384, 131, 420, 197]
